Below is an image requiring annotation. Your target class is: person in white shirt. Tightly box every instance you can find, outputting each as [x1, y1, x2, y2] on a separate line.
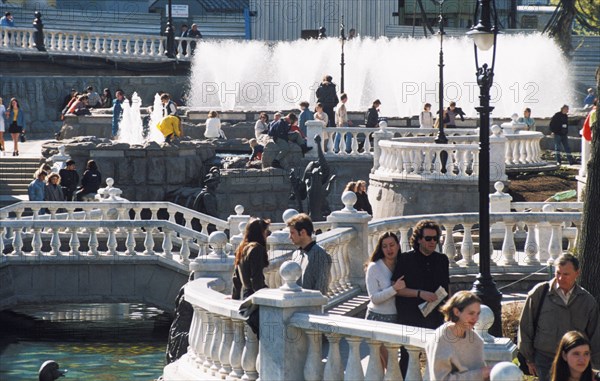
[0, 97, 6, 153]
[419, 103, 434, 128]
[254, 112, 269, 141]
[204, 110, 226, 139]
[365, 232, 406, 368]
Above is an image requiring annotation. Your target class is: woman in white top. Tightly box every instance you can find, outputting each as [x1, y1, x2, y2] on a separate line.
[419, 103, 434, 128]
[0, 97, 5, 153]
[314, 102, 329, 127]
[427, 291, 491, 381]
[365, 231, 406, 368]
[204, 110, 226, 139]
[254, 112, 269, 140]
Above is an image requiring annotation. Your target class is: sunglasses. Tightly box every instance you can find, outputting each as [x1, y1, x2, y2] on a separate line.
[422, 236, 439, 242]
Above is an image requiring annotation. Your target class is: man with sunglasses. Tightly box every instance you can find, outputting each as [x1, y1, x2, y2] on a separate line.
[392, 220, 450, 375]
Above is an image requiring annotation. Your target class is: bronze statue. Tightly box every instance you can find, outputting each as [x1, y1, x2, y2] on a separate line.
[289, 135, 336, 221]
[38, 360, 66, 381]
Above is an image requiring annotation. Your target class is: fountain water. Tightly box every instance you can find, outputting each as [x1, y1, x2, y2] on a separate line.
[188, 33, 573, 117]
[117, 92, 144, 145]
[117, 93, 164, 144]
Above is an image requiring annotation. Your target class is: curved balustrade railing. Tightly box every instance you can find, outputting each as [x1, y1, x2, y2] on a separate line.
[1, 27, 168, 60]
[375, 139, 480, 180]
[504, 131, 544, 166]
[368, 211, 581, 267]
[0, 219, 206, 265]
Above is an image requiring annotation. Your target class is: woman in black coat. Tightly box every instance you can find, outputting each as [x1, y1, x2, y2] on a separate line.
[315, 75, 339, 127]
[232, 218, 271, 300]
[76, 160, 102, 201]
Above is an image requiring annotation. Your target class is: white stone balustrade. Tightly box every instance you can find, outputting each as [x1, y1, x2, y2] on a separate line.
[504, 131, 544, 166]
[1, 27, 171, 61]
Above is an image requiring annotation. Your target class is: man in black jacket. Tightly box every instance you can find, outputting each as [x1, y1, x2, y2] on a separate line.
[59, 159, 79, 201]
[315, 75, 338, 127]
[549, 105, 574, 165]
[365, 99, 381, 127]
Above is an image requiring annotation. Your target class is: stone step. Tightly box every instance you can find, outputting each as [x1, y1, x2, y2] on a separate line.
[328, 294, 370, 317]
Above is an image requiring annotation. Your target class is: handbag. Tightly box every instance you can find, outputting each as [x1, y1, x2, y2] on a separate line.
[238, 295, 260, 336]
[20, 132, 26, 143]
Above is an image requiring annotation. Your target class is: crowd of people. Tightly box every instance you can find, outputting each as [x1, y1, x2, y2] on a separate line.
[28, 159, 102, 204]
[227, 208, 600, 380]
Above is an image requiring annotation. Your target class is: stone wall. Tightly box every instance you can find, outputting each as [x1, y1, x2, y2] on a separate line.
[42, 137, 215, 201]
[1, 76, 188, 136]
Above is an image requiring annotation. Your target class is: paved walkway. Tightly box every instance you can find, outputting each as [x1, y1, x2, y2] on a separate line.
[0, 137, 49, 159]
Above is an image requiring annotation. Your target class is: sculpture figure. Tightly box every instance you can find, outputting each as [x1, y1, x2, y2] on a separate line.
[165, 274, 194, 364]
[38, 360, 66, 381]
[289, 135, 336, 221]
[33, 12, 46, 52]
[191, 167, 221, 233]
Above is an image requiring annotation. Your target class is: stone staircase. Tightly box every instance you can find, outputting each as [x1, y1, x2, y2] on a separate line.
[0, 156, 41, 208]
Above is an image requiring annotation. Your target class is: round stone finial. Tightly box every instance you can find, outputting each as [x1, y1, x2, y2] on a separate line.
[491, 125, 502, 136]
[58, 145, 66, 155]
[490, 362, 523, 381]
[542, 204, 555, 212]
[106, 178, 115, 187]
[494, 181, 504, 193]
[474, 304, 495, 342]
[234, 205, 244, 215]
[282, 208, 299, 223]
[378, 120, 388, 129]
[511, 113, 519, 123]
[279, 261, 302, 291]
[341, 191, 357, 212]
[238, 221, 247, 234]
[208, 231, 228, 246]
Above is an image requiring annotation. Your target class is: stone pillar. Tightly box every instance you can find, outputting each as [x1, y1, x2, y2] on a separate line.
[227, 204, 250, 237]
[490, 181, 512, 239]
[371, 121, 392, 174]
[305, 120, 325, 159]
[489, 125, 508, 183]
[326, 191, 372, 291]
[189, 231, 235, 293]
[252, 261, 327, 381]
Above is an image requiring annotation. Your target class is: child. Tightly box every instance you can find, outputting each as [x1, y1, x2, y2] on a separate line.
[249, 138, 264, 162]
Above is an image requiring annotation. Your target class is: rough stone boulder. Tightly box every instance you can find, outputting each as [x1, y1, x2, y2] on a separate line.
[262, 138, 303, 169]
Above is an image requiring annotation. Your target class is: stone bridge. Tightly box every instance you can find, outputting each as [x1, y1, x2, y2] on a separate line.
[0, 254, 189, 312]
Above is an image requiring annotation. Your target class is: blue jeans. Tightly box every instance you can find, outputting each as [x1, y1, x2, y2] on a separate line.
[534, 351, 554, 381]
[553, 133, 573, 164]
[334, 130, 352, 153]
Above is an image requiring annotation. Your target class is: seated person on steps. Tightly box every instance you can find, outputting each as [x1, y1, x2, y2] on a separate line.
[268, 112, 312, 169]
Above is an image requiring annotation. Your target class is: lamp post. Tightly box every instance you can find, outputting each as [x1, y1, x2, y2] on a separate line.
[340, 16, 346, 94]
[165, 0, 175, 58]
[435, 0, 447, 144]
[468, 0, 503, 337]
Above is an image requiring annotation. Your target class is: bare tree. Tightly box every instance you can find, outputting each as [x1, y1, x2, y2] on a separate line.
[545, 0, 600, 54]
[577, 65, 600, 303]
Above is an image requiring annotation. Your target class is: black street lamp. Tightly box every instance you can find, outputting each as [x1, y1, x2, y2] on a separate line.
[165, 0, 175, 58]
[435, 0, 448, 144]
[468, 0, 503, 336]
[340, 16, 346, 94]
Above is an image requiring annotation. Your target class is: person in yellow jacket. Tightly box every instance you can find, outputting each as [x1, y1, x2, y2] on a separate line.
[157, 115, 182, 143]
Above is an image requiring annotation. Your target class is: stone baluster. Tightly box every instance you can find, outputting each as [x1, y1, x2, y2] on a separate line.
[372, 123, 392, 173]
[399, 226, 411, 253]
[117, 207, 127, 234]
[229, 320, 246, 379]
[180, 236, 191, 264]
[365, 339, 384, 381]
[88, 227, 99, 256]
[218, 317, 234, 378]
[548, 221, 562, 262]
[329, 246, 341, 295]
[209, 317, 223, 376]
[203, 312, 215, 370]
[405, 346, 423, 381]
[0, 227, 4, 256]
[304, 330, 324, 381]
[125, 227, 136, 256]
[442, 224, 457, 266]
[490, 126, 508, 183]
[340, 240, 351, 289]
[193, 309, 208, 366]
[345, 336, 365, 380]
[107, 227, 118, 255]
[351, 132, 360, 154]
[186, 308, 200, 363]
[162, 228, 173, 259]
[32, 227, 43, 256]
[363, 132, 372, 154]
[323, 334, 343, 381]
[460, 224, 475, 266]
[149, 38, 156, 56]
[69, 229, 80, 256]
[535, 204, 554, 263]
[65, 207, 75, 233]
[183, 212, 192, 230]
[143, 226, 155, 255]
[241, 325, 259, 380]
[523, 224, 539, 265]
[31, 206, 41, 220]
[383, 344, 402, 381]
[50, 227, 61, 255]
[501, 222, 517, 265]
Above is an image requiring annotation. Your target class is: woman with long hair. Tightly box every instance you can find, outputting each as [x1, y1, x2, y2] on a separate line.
[427, 290, 491, 381]
[365, 232, 405, 368]
[6, 97, 24, 156]
[231, 218, 271, 300]
[354, 180, 372, 215]
[551, 331, 594, 381]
